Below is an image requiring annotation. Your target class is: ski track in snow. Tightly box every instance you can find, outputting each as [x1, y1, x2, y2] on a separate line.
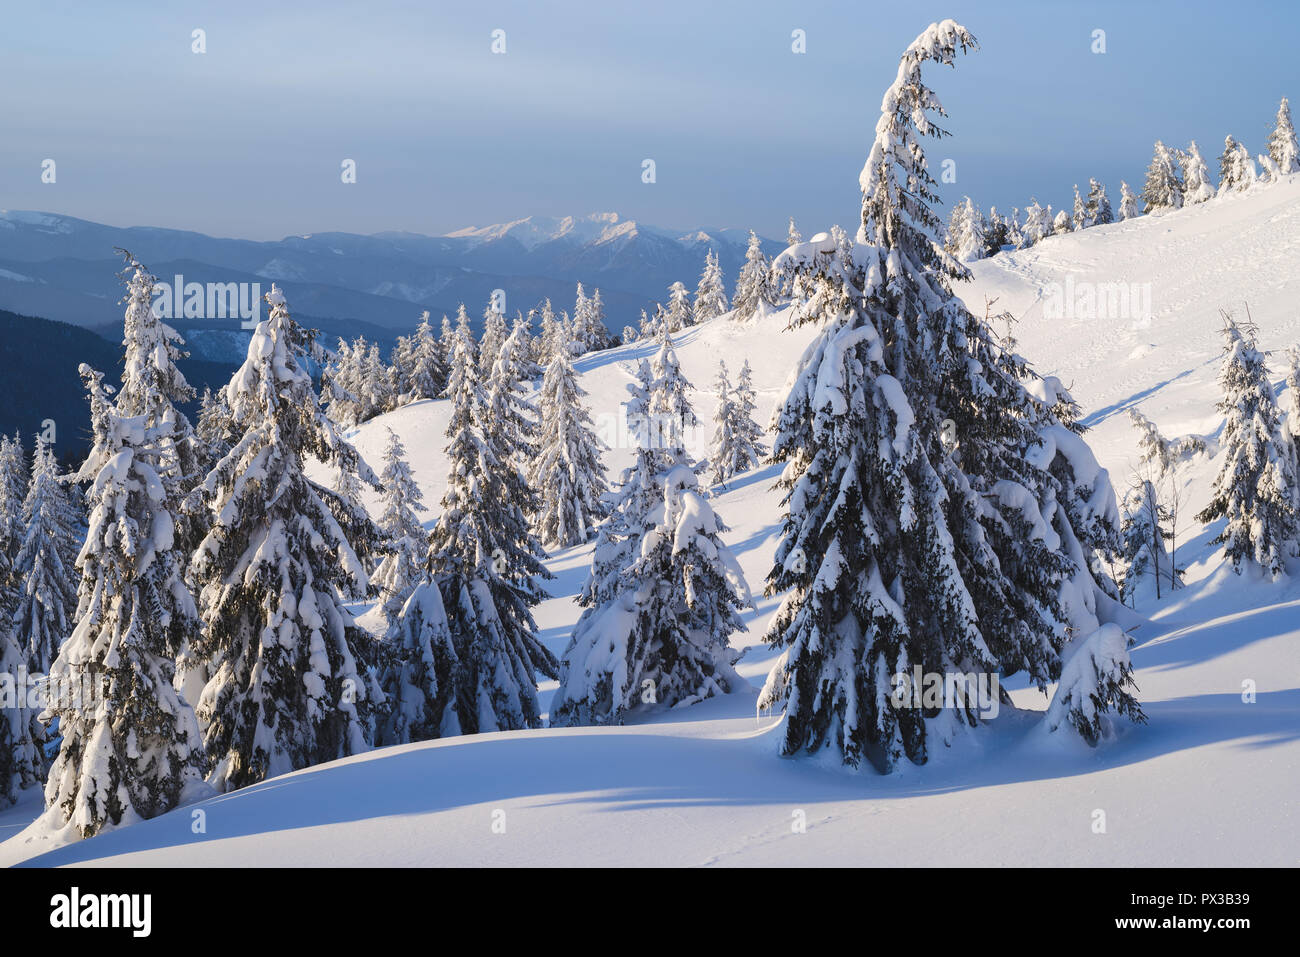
[4, 181, 1300, 867]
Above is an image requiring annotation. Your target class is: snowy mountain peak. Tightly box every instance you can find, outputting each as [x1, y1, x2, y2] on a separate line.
[444, 212, 624, 250]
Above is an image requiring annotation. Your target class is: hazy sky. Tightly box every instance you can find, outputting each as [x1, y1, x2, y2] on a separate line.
[2, 0, 1296, 241]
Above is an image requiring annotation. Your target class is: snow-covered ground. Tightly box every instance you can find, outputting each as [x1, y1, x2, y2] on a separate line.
[4, 179, 1299, 867]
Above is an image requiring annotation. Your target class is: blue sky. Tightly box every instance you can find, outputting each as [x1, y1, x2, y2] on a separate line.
[1, 0, 1295, 241]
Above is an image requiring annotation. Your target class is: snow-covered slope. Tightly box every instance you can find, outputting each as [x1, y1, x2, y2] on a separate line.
[5, 182, 1300, 868]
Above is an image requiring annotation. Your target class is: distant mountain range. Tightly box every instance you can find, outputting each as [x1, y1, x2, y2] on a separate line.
[0, 210, 782, 361]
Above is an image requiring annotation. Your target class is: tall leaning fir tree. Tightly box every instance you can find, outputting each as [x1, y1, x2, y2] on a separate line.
[188, 285, 375, 791]
[758, 20, 1137, 771]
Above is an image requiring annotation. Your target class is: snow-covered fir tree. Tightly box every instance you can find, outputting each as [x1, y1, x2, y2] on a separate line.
[1052, 209, 1073, 234]
[707, 359, 768, 487]
[537, 299, 565, 362]
[510, 311, 542, 381]
[376, 578, 458, 746]
[188, 286, 375, 791]
[1195, 314, 1297, 578]
[664, 281, 692, 332]
[551, 335, 752, 727]
[758, 20, 1138, 770]
[530, 345, 609, 547]
[1119, 476, 1166, 605]
[397, 311, 448, 402]
[1086, 178, 1114, 225]
[40, 362, 209, 839]
[570, 285, 610, 354]
[418, 317, 557, 734]
[945, 196, 986, 261]
[0, 619, 44, 806]
[1004, 207, 1024, 247]
[1142, 140, 1185, 213]
[115, 255, 200, 490]
[478, 301, 509, 378]
[983, 206, 1009, 255]
[453, 304, 478, 369]
[1071, 184, 1090, 230]
[11, 437, 79, 672]
[0, 431, 46, 805]
[1119, 180, 1140, 220]
[1044, 623, 1146, 745]
[1182, 141, 1216, 204]
[1219, 135, 1258, 194]
[732, 230, 774, 319]
[787, 217, 802, 247]
[1020, 200, 1052, 245]
[1268, 96, 1300, 174]
[370, 428, 427, 632]
[693, 249, 729, 323]
[194, 386, 238, 478]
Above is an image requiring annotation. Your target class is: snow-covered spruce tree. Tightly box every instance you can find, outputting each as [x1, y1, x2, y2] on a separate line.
[693, 249, 730, 323]
[0, 433, 26, 597]
[478, 301, 509, 378]
[40, 364, 209, 838]
[1268, 97, 1300, 174]
[0, 619, 44, 806]
[1044, 623, 1144, 745]
[707, 361, 737, 487]
[1182, 142, 1216, 204]
[707, 358, 768, 487]
[732, 230, 774, 320]
[530, 345, 608, 547]
[1119, 477, 1166, 605]
[1142, 140, 1184, 213]
[418, 318, 556, 734]
[1071, 185, 1090, 230]
[664, 281, 692, 332]
[787, 217, 802, 246]
[1051, 208, 1073, 235]
[371, 428, 427, 631]
[1219, 135, 1257, 194]
[572, 284, 611, 354]
[1195, 314, 1297, 578]
[510, 311, 542, 381]
[194, 385, 239, 477]
[376, 577, 458, 746]
[188, 286, 374, 791]
[1004, 208, 1024, 247]
[1019, 200, 1051, 246]
[551, 338, 752, 727]
[400, 311, 448, 402]
[113, 253, 205, 555]
[487, 320, 541, 480]
[1, 433, 46, 805]
[1085, 179, 1113, 225]
[1118, 180, 1140, 220]
[321, 338, 362, 429]
[439, 314, 456, 365]
[946, 197, 986, 261]
[12, 437, 79, 672]
[536, 299, 564, 363]
[983, 207, 1008, 256]
[759, 20, 1137, 770]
